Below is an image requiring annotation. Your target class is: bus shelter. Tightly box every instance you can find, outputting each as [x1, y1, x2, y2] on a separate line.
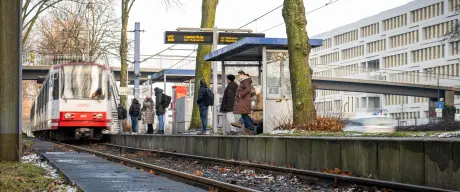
[204, 37, 322, 133]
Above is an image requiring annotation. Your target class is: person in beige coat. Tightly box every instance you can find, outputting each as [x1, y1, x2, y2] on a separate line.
[141, 96, 155, 134]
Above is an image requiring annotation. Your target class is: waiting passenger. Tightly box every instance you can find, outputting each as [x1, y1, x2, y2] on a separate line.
[129, 98, 142, 134]
[117, 104, 127, 134]
[141, 96, 155, 134]
[220, 75, 239, 134]
[197, 79, 214, 135]
[233, 71, 255, 135]
[154, 88, 167, 134]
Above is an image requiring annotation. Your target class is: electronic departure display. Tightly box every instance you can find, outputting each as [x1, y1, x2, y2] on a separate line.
[164, 31, 265, 45]
[218, 33, 265, 44]
[164, 31, 213, 44]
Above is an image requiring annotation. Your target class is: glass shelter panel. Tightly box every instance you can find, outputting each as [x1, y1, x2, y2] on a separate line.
[266, 51, 292, 99]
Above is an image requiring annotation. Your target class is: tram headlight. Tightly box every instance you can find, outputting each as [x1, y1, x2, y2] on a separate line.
[64, 113, 71, 119]
[95, 113, 103, 119]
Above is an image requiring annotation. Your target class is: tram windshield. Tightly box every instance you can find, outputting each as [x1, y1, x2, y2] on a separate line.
[61, 65, 106, 100]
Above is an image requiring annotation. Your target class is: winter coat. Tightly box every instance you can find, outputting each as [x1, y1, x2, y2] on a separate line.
[154, 88, 166, 115]
[197, 81, 212, 107]
[233, 77, 253, 115]
[117, 106, 127, 120]
[141, 99, 155, 124]
[129, 99, 142, 118]
[220, 81, 238, 112]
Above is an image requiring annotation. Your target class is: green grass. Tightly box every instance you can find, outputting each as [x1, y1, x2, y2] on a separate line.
[0, 161, 52, 192]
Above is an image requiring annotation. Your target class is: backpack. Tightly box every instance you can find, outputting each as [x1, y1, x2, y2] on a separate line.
[161, 93, 172, 108]
[204, 88, 214, 106]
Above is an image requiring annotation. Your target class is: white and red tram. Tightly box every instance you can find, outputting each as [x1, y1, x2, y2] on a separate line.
[30, 62, 112, 140]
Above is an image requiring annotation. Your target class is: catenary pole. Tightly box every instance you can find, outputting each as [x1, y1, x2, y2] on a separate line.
[0, 0, 22, 161]
[134, 22, 140, 100]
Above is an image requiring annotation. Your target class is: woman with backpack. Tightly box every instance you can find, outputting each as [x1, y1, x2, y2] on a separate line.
[233, 71, 255, 135]
[141, 96, 155, 134]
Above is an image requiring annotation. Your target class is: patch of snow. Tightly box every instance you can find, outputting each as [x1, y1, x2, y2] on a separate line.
[437, 131, 460, 138]
[21, 153, 78, 192]
[271, 130, 294, 135]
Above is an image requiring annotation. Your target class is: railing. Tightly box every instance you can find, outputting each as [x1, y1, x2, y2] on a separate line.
[104, 54, 120, 108]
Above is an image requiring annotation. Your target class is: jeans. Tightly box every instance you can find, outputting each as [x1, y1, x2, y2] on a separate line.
[118, 119, 124, 134]
[199, 106, 209, 133]
[241, 114, 254, 131]
[157, 115, 164, 131]
[131, 117, 139, 133]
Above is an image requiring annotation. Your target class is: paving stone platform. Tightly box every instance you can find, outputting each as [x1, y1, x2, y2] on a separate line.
[32, 139, 204, 192]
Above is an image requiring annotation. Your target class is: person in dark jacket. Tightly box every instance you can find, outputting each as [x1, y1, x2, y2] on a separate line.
[129, 98, 141, 133]
[117, 104, 127, 134]
[220, 75, 238, 134]
[233, 71, 255, 134]
[197, 79, 212, 135]
[154, 87, 166, 134]
[141, 96, 155, 134]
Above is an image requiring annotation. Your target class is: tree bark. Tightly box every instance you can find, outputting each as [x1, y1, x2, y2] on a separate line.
[0, 0, 21, 161]
[120, 0, 134, 108]
[282, 0, 316, 124]
[189, 0, 219, 129]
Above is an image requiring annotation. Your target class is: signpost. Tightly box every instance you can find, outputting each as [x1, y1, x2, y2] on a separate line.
[436, 101, 444, 118]
[119, 87, 134, 96]
[164, 28, 265, 134]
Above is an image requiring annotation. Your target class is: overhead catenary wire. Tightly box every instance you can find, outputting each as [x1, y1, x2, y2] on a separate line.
[261, 0, 341, 33]
[146, 0, 340, 67]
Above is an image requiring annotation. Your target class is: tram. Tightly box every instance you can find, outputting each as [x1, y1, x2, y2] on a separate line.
[30, 62, 112, 140]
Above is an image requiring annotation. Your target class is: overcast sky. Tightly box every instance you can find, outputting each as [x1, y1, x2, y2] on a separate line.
[114, 0, 414, 59]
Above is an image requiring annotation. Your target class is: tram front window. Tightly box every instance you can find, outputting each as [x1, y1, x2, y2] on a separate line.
[61, 65, 106, 100]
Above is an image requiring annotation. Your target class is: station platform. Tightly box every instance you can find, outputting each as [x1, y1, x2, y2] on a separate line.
[107, 134, 460, 191]
[32, 139, 204, 192]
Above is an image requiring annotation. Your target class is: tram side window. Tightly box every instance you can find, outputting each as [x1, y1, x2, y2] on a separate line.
[44, 82, 48, 111]
[53, 73, 59, 100]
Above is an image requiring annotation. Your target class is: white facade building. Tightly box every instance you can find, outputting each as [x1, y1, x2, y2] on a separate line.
[310, 0, 460, 125]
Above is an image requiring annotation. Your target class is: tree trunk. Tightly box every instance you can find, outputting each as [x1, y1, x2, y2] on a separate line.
[0, 0, 21, 161]
[120, 1, 130, 108]
[282, 0, 316, 124]
[189, 0, 219, 129]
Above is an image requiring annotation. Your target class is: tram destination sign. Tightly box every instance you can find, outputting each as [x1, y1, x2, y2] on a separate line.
[164, 31, 265, 45]
[218, 32, 265, 44]
[164, 31, 213, 44]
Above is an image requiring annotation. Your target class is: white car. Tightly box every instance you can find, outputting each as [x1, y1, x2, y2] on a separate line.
[343, 116, 395, 133]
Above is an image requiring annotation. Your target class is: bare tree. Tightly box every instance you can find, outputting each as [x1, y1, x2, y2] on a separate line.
[444, 5, 460, 52]
[36, 0, 120, 62]
[22, 0, 84, 48]
[119, 0, 182, 108]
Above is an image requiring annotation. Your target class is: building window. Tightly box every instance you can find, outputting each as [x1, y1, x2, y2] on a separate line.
[334, 29, 358, 46]
[341, 45, 364, 60]
[411, 44, 445, 63]
[360, 22, 379, 38]
[383, 14, 407, 31]
[389, 30, 418, 48]
[411, 2, 444, 23]
[367, 39, 386, 54]
[382, 53, 408, 68]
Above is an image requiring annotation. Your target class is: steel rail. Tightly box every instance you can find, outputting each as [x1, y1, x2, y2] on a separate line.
[101, 143, 457, 192]
[57, 142, 259, 192]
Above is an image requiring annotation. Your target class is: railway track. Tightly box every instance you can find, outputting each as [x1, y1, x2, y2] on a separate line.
[49, 140, 457, 192]
[48, 140, 258, 192]
[96, 143, 456, 192]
